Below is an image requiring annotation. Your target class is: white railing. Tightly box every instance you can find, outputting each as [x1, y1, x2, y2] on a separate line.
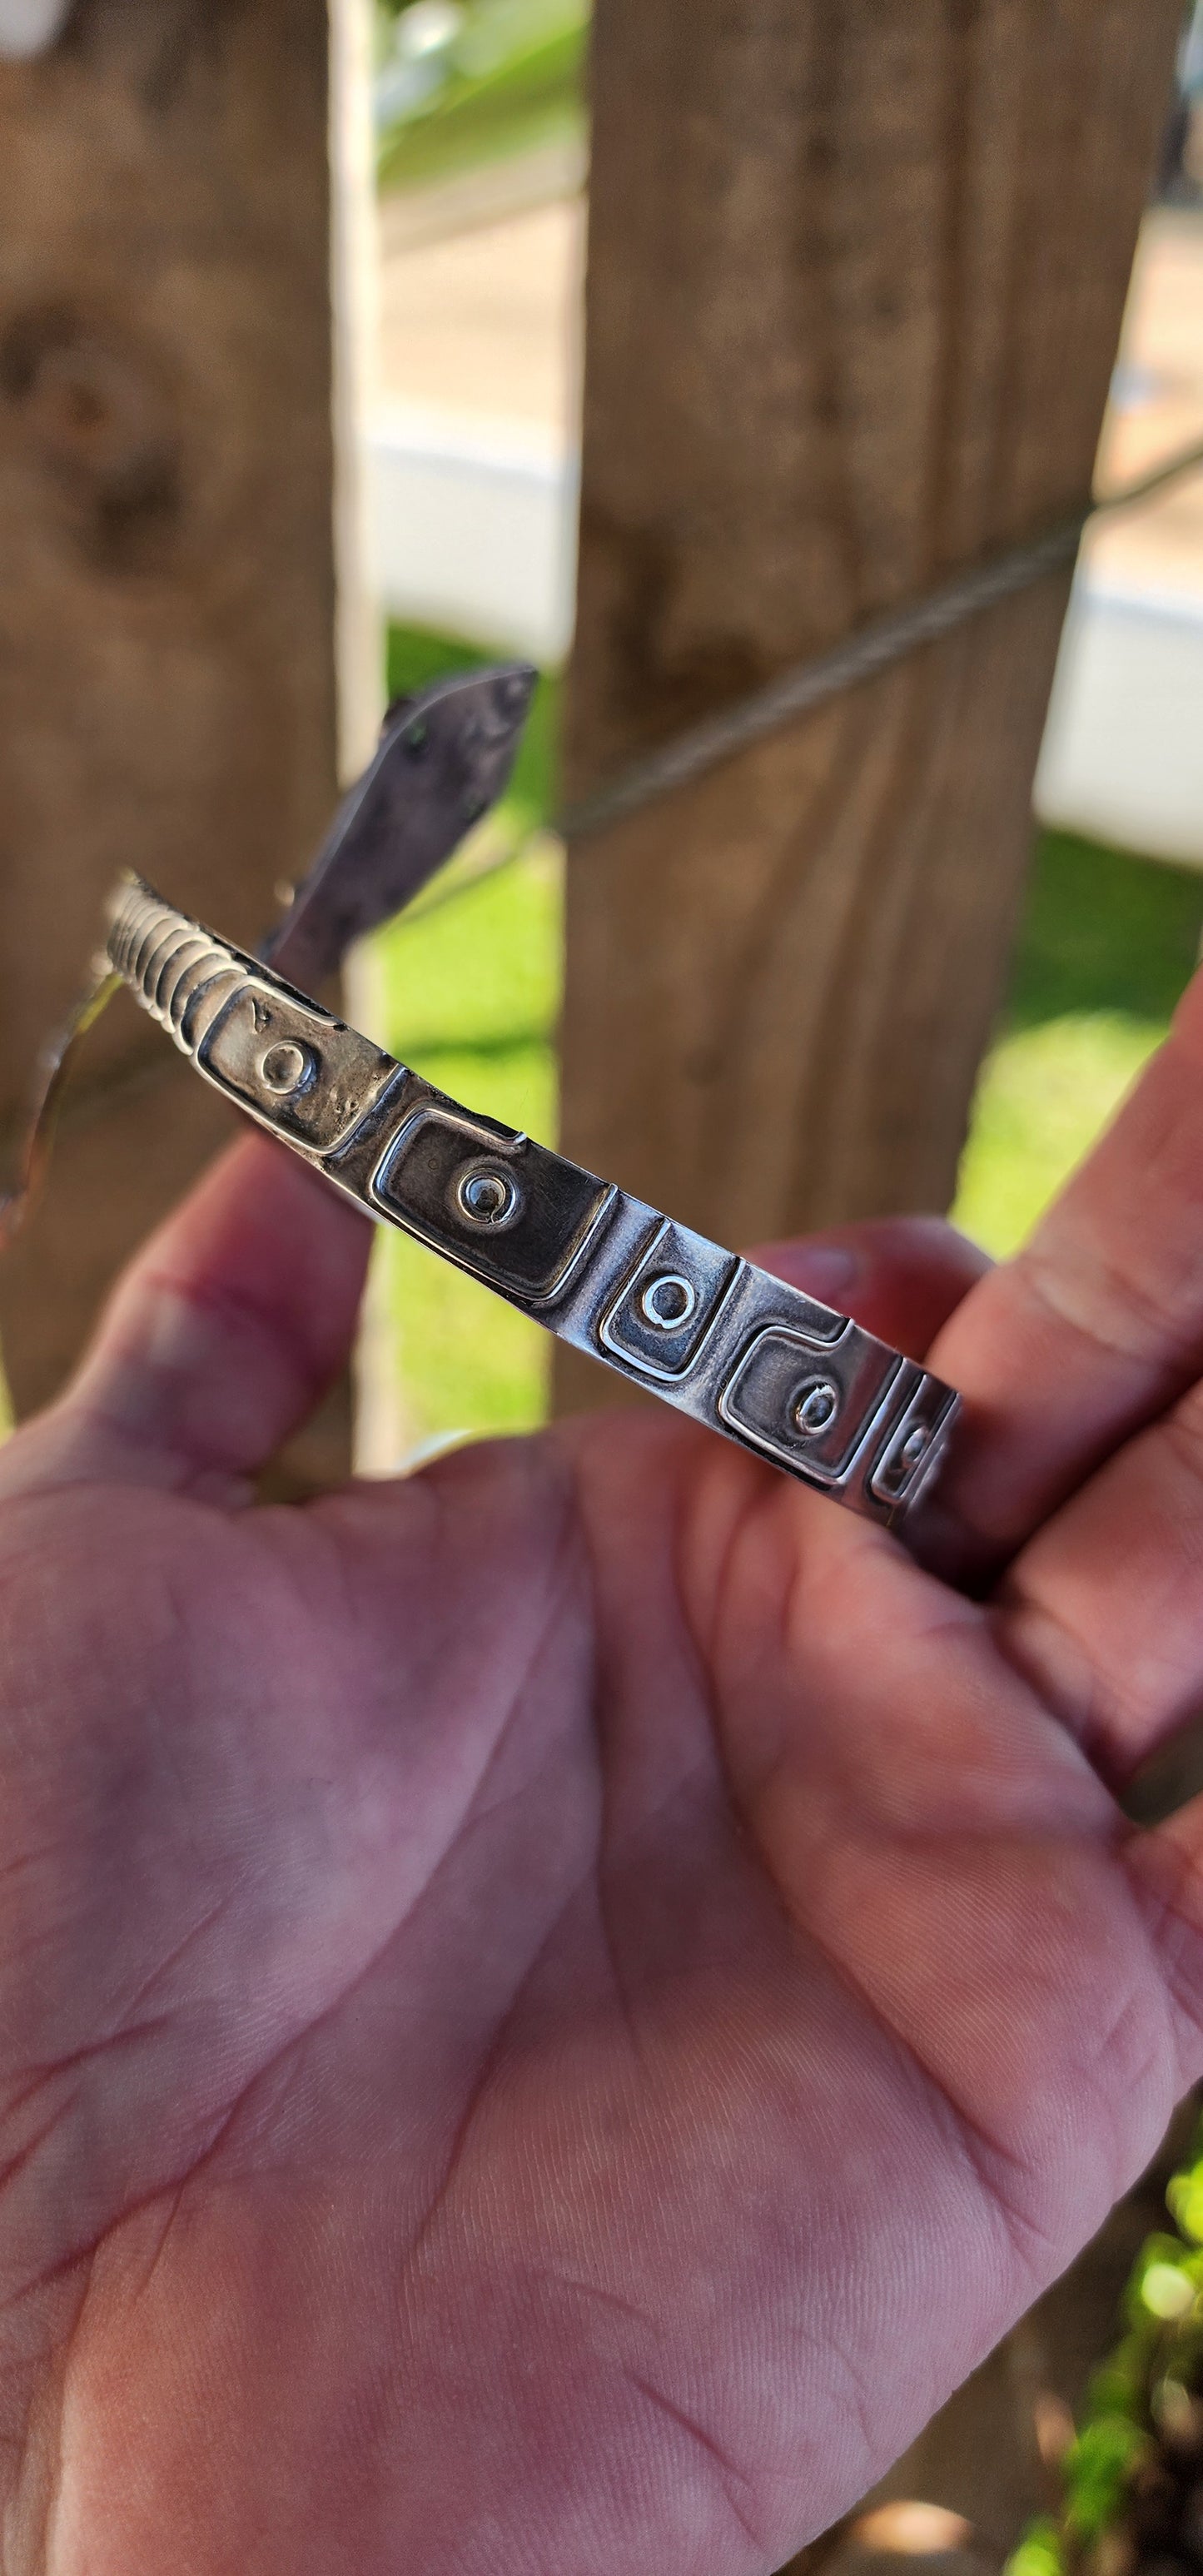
[368, 407, 1203, 866]
[1035, 574, 1203, 865]
[368, 404, 579, 664]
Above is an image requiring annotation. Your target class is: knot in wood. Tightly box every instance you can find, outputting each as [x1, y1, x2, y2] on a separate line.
[0, 301, 182, 572]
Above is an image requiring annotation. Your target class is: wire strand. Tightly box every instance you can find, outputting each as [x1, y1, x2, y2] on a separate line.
[394, 432, 1203, 928]
[557, 432, 1203, 843]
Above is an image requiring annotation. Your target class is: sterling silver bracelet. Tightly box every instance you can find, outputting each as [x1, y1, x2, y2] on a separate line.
[105, 873, 960, 1527]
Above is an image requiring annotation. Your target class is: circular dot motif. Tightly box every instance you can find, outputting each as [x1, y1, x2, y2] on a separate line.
[259, 1040, 313, 1097]
[456, 1166, 519, 1227]
[639, 1272, 698, 1330]
[792, 1378, 840, 1438]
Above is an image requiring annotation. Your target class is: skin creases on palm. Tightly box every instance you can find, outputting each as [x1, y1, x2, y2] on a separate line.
[4, 967, 1203, 2574]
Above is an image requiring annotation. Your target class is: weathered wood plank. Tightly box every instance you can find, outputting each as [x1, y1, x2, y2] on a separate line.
[0, 0, 340, 1448]
[557, 0, 1181, 1413]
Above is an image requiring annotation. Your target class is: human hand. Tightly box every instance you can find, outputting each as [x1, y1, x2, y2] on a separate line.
[3, 977, 1203, 2574]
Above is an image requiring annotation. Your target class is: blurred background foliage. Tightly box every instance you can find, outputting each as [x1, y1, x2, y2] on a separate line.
[1007, 2126, 1203, 2574]
[374, 0, 588, 191]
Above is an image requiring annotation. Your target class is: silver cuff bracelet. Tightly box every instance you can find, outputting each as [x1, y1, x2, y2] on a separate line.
[105, 873, 960, 1528]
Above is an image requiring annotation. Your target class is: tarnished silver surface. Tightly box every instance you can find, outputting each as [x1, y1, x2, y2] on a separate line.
[107, 875, 961, 1527]
[262, 664, 537, 990]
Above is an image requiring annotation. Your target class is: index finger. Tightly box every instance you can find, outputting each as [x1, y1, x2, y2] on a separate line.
[1, 1134, 372, 1505]
[922, 965, 1203, 1581]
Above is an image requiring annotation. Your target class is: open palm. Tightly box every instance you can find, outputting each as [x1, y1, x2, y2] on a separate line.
[3, 983, 1203, 2574]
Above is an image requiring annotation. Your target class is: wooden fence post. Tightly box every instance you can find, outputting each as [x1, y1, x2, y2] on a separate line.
[557, 0, 1181, 1415]
[0, 0, 349, 1481]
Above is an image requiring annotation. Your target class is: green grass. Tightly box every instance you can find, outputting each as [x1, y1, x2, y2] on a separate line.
[370, 625, 563, 1453]
[953, 831, 1203, 1255]
[375, 624, 1203, 1452]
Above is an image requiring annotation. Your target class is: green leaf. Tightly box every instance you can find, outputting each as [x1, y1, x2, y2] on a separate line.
[1063, 2416, 1149, 2540]
[1003, 2518, 1065, 2576]
[1167, 2161, 1203, 2245]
